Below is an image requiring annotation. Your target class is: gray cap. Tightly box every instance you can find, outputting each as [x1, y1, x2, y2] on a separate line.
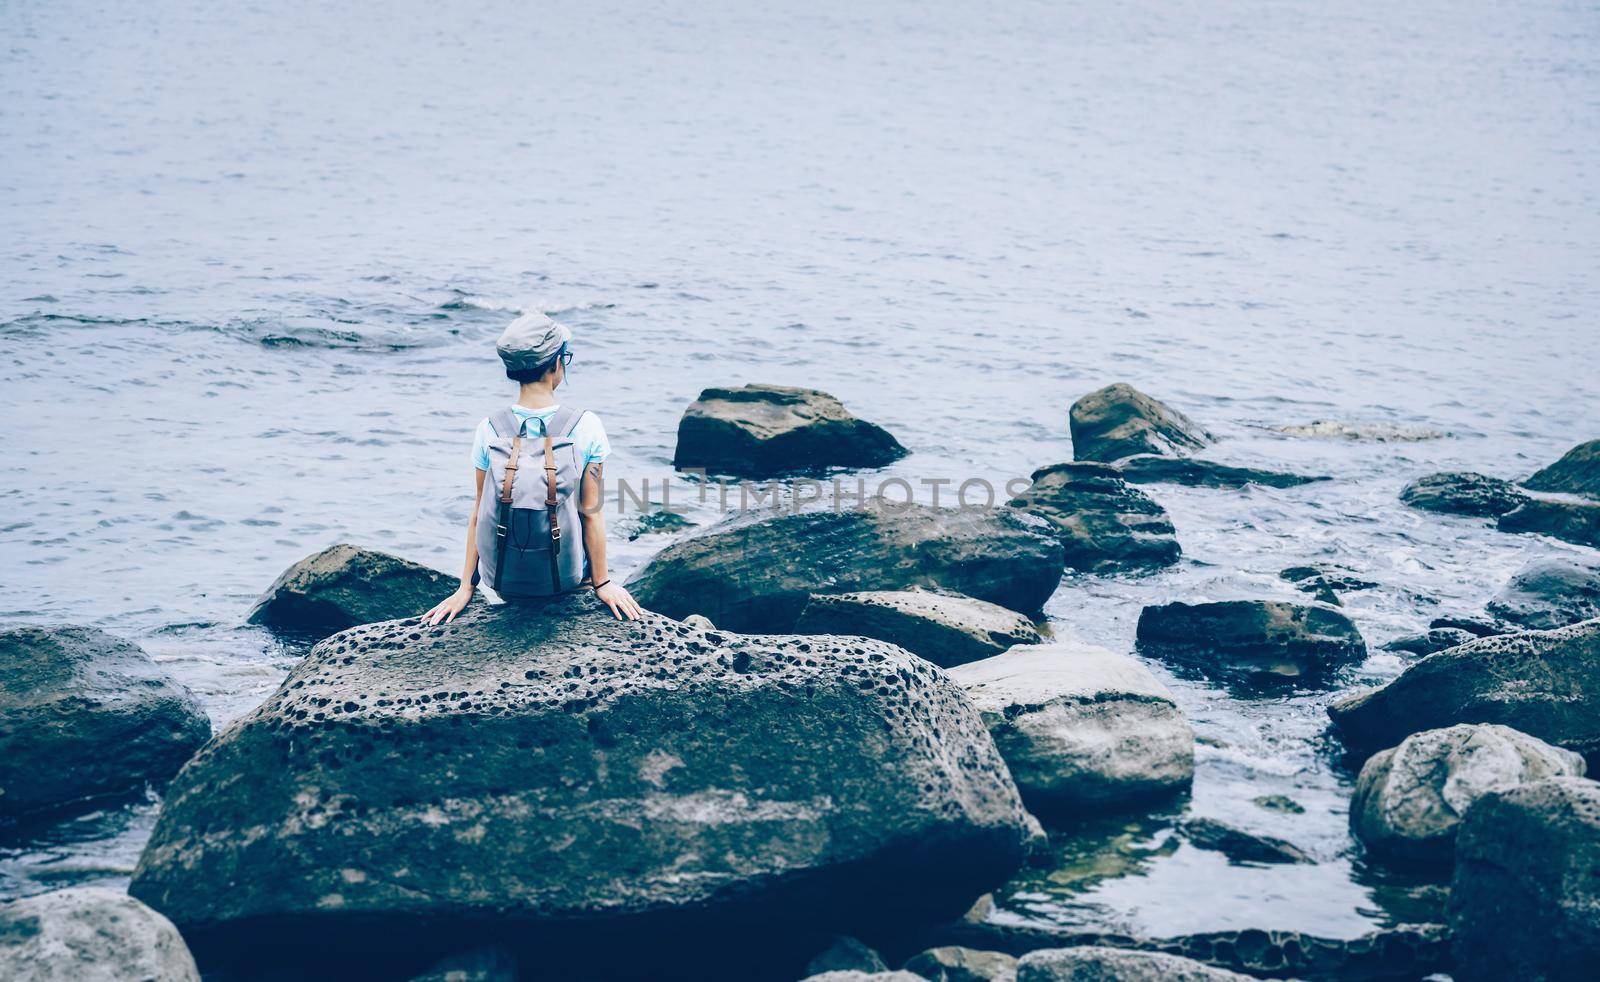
[496, 312, 572, 372]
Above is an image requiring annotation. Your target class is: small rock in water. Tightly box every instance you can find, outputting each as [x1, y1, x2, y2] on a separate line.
[1135, 600, 1367, 684]
[1383, 627, 1478, 656]
[1522, 437, 1600, 497]
[246, 543, 452, 639]
[1329, 619, 1600, 759]
[1428, 615, 1502, 637]
[1484, 556, 1600, 630]
[1069, 383, 1212, 463]
[1117, 455, 1325, 489]
[795, 588, 1041, 669]
[1017, 946, 1251, 981]
[1350, 723, 1585, 865]
[0, 887, 201, 982]
[1, 625, 211, 822]
[1180, 818, 1312, 865]
[407, 944, 517, 982]
[802, 973, 926, 982]
[681, 613, 715, 631]
[903, 945, 1018, 982]
[1007, 462, 1181, 572]
[1273, 420, 1445, 442]
[804, 936, 888, 977]
[1497, 497, 1600, 549]
[623, 508, 695, 541]
[947, 643, 1195, 814]
[625, 502, 1064, 632]
[1251, 794, 1305, 814]
[1399, 471, 1529, 517]
[672, 383, 907, 478]
[1279, 564, 1377, 607]
[1449, 777, 1600, 981]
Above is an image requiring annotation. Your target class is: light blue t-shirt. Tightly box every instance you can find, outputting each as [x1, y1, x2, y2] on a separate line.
[471, 405, 610, 472]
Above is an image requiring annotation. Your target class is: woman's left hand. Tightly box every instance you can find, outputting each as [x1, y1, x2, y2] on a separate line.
[595, 581, 644, 621]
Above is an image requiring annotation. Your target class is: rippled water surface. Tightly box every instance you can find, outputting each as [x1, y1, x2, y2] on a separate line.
[3, 0, 1597, 943]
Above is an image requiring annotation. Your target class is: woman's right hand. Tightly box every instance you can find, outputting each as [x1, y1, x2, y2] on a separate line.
[423, 585, 473, 626]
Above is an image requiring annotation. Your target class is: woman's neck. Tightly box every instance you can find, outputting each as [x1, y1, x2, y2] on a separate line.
[516, 383, 558, 409]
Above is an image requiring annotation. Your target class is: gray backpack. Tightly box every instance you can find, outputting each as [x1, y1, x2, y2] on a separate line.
[475, 406, 588, 597]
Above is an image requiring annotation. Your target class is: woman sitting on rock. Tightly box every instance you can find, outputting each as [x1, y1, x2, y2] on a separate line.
[424, 312, 643, 624]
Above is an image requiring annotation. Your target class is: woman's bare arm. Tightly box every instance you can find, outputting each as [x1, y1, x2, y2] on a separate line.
[580, 461, 642, 620]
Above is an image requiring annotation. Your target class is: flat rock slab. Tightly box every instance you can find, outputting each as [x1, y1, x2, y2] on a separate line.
[1399, 472, 1529, 517]
[1497, 497, 1600, 549]
[1119, 456, 1325, 489]
[795, 590, 1041, 669]
[246, 543, 452, 639]
[1523, 438, 1600, 497]
[672, 384, 906, 478]
[1450, 777, 1600, 981]
[903, 945, 1018, 982]
[1351, 723, 1584, 866]
[129, 596, 1031, 974]
[1018, 947, 1250, 981]
[1, 626, 210, 821]
[1484, 557, 1600, 630]
[1008, 463, 1181, 572]
[625, 503, 1064, 633]
[1180, 818, 1311, 865]
[947, 644, 1194, 814]
[0, 888, 200, 982]
[1069, 384, 1212, 463]
[1135, 600, 1366, 684]
[1329, 619, 1600, 760]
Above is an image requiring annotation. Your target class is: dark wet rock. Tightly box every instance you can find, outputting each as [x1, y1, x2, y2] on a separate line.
[1119, 456, 1325, 489]
[1280, 565, 1377, 607]
[0, 887, 201, 982]
[1399, 472, 1529, 518]
[1382, 627, 1477, 656]
[623, 508, 695, 541]
[1018, 947, 1249, 981]
[795, 589, 1042, 669]
[1351, 724, 1585, 865]
[1449, 776, 1600, 981]
[1135, 600, 1367, 684]
[1484, 557, 1600, 630]
[625, 503, 1064, 632]
[1523, 438, 1600, 497]
[1428, 616, 1501, 637]
[1069, 384, 1211, 463]
[1180, 818, 1311, 865]
[1498, 497, 1600, 549]
[1007, 463, 1180, 572]
[129, 596, 1031, 972]
[1252, 795, 1305, 814]
[1329, 619, 1600, 759]
[805, 936, 889, 976]
[408, 944, 517, 982]
[672, 384, 906, 478]
[246, 543, 452, 638]
[947, 644, 1194, 814]
[0, 626, 211, 821]
[904, 946, 1018, 982]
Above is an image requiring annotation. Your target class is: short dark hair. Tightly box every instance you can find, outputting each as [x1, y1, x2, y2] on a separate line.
[506, 351, 561, 385]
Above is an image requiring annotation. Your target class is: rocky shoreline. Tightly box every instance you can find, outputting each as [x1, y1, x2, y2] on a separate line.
[4, 383, 1598, 981]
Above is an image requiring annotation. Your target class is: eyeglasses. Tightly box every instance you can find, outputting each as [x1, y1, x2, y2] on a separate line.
[559, 347, 573, 368]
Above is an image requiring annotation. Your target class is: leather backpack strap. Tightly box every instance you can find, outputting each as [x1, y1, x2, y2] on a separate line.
[543, 427, 563, 583]
[493, 431, 523, 589]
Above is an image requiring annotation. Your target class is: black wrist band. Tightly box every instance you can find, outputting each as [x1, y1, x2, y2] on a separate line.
[592, 579, 611, 591]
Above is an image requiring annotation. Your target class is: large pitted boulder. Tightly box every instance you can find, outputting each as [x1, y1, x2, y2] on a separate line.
[1449, 777, 1600, 981]
[1069, 384, 1212, 463]
[1399, 472, 1529, 517]
[1, 626, 210, 821]
[0, 887, 200, 982]
[672, 384, 907, 478]
[1498, 497, 1600, 549]
[246, 543, 452, 638]
[1007, 463, 1180, 572]
[625, 503, 1064, 632]
[1350, 724, 1585, 865]
[1484, 557, 1600, 630]
[795, 589, 1041, 669]
[947, 645, 1193, 814]
[1118, 456, 1325, 489]
[1523, 438, 1600, 497]
[1135, 600, 1366, 684]
[1018, 947, 1250, 981]
[1329, 619, 1600, 759]
[128, 597, 1032, 973]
